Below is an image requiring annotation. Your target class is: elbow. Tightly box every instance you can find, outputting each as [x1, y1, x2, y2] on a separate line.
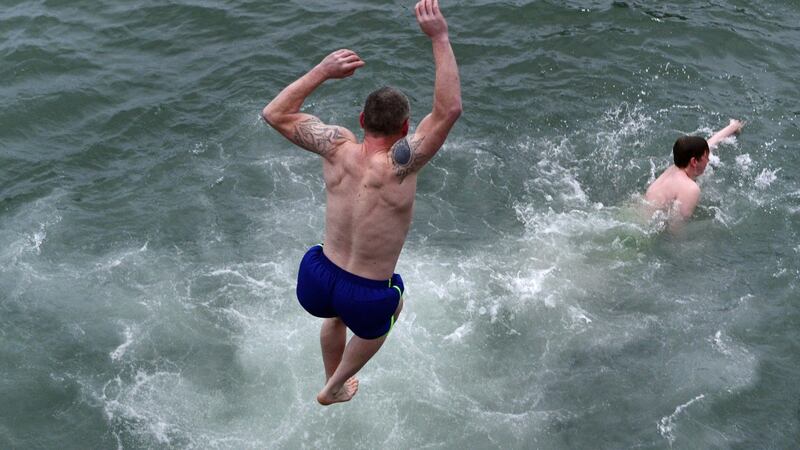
[445, 101, 463, 122]
[433, 98, 462, 124]
[451, 102, 463, 120]
[261, 104, 277, 127]
[261, 102, 285, 128]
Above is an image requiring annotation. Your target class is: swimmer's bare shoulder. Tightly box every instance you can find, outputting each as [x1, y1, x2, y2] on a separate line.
[388, 136, 426, 181]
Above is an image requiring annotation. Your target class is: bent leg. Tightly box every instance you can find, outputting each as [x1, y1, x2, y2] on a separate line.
[316, 334, 384, 405]
[317, 297, 403, 405]
[320, 317, 346, 381]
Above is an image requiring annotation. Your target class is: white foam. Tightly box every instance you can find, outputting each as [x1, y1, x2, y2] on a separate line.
[110, 325, 135, 361]
[595, 103, 656, 152]
[0, 191, 67, 289]
[443, 323, 472, 343]
[714, 134, 738, 148]
[710, 330, 731, 356]
[657, 394, 705, 445]
[755, 168, 780, 189]
[97, 242, 149, 271]
[706, 206, 733, 228]
[648, 159, 659, 184]
[527, 156, 590, 208]
[495, 267, 554, 306]
[735, 154, 752, 171]
[94, 369, 259, 448]
[207, 268, 272, 290]
[31, 228, 47, 255]
[567, 306, 592, 327]
[190, 142, 207, 154]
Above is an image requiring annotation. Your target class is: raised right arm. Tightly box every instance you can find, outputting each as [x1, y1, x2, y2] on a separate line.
[389, 0, 462, 179]
[262, 50, 364, 158]
[707, 119, 744, 150]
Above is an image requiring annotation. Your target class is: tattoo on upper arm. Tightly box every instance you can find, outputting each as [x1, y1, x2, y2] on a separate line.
[292, 118, 343, 156]
[390, 136, 425, 180]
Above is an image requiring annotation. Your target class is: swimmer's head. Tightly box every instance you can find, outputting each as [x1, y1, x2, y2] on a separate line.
[673, 135, 709, 169]
[361, 86, 410, 137]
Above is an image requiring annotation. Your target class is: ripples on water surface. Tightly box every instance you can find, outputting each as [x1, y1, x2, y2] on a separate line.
[1, 0, 799, 448]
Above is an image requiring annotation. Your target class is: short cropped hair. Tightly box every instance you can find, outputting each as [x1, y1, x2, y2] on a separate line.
[362, 86, 410, 136]
[673, 136, 709, 168]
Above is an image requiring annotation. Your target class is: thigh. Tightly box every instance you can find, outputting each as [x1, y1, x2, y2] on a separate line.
[335, 284, 401, 340]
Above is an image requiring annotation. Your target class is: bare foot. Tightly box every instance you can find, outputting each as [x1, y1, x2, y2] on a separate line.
[316, 377, 359, 405]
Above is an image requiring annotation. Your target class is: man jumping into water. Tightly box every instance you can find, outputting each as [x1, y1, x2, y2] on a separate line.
[644, 119, 744, 227]
[262, 0, 461, 405]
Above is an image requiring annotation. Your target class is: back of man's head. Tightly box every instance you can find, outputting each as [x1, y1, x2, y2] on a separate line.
[673, 136, 709, 168]
[363, 87, 410, 136]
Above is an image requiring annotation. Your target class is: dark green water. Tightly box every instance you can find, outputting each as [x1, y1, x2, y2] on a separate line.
[1, 0, 799, 448]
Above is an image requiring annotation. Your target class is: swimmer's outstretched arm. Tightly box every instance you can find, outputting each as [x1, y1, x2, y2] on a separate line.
[262, 50, 364, 158]
[707, 119, 744, 150]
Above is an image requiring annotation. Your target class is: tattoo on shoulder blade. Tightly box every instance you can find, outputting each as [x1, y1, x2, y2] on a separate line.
[292, 118, 343, 156]
[390, 136, 424, 180]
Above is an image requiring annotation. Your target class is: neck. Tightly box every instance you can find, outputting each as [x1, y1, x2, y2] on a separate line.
[680, 166, 697, 180]
[362, 133, 403, 153]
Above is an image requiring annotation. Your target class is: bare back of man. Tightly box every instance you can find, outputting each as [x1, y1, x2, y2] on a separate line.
[644, 164, 702, 220]
[262, 0, 461, 405]
[321, 139, 418, 280]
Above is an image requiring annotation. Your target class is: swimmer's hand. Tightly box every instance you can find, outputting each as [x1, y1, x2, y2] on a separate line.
[415, 0, 449, 41]
[708, 118, 744, 149]
[316, 49, 365, 80]
[727, 119, 744, 134]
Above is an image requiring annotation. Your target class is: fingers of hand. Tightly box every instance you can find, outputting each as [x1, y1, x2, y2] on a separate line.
[416, 0, 433, 17]
[341, 54, 361, 63]
[345, 60, 365, 70]
[340, 54, 363, 71]
[337, 58, 364, 77]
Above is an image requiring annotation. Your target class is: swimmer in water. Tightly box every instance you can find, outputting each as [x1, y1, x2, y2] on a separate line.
[644, 119, 744, 229]
[261, 0, 461, 405]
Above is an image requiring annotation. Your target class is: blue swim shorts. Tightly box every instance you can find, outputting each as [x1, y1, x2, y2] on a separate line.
[296, 245, 404, 340]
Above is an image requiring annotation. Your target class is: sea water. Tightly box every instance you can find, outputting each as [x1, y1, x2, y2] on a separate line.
[1, 0, 799, 448]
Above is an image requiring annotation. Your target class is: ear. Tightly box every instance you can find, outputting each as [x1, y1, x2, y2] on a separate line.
[359, 111, 365, 129]
[401, 118, 409, 137]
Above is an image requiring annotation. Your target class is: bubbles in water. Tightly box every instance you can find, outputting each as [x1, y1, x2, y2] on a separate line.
[754, 168, 779, 190]
[735, 153, 752, 171]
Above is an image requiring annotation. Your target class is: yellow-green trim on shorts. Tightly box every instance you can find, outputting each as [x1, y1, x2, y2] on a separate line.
[382, 282, 403, 338]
